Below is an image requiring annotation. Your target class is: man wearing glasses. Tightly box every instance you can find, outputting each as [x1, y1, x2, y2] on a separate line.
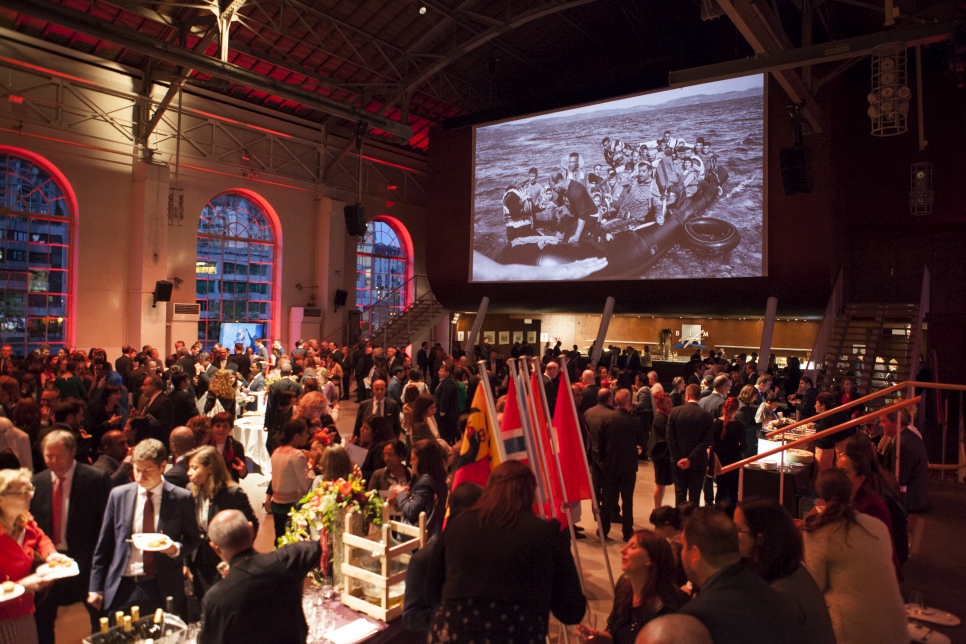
[30, 430, 111, 644]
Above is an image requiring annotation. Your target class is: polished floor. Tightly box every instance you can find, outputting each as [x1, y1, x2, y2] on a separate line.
[53, 392, 966, 643]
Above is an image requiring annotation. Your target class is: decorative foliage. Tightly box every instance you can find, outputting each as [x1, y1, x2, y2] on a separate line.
[279, 475, 383, 550]
[657, 328, 673, 346]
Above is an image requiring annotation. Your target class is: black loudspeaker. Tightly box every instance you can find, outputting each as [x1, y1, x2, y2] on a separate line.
[779, 146, 812, 195]
[334, 289, 348, 310]
[344, 204, 366, 236]
[152, 280, 173, 308]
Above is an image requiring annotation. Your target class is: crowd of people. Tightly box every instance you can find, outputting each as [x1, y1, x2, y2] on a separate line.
[0, 336, 932, 644]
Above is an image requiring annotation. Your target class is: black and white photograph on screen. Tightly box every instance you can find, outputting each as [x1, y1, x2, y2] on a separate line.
[469, 75, 765, 283]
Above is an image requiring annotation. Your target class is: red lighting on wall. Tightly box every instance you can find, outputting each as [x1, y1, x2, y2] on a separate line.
[385, 200, 395, 207]
[8, 95, 23, 105]
[387, 184, 398, 191]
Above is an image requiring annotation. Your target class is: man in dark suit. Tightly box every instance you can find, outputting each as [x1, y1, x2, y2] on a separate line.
[199, 509, 322, 644]
[698, 374, 731, 419]
[170, 373, 198, 428]
[88, 438, 201, 618]
[114, 345, 136, 382]
[678, 508, 802, 643]
[787, 375, 818, 420]
[583, 387, 613, 518]
[433, 363, 460, 444]
[227, 343, 252, 381]
[31, 430, 112, 644]
[353, 378, 402, 437]
[194, 352, 216, 401]
[666, 384, 714, 504]
[164, 426, 195, 488]
[264, 362, 302, 431]
[353, 343, 374, 402]
[599, 389, 646, 541]
[128, 375, 174, 444]
[578, 369, 600, 416]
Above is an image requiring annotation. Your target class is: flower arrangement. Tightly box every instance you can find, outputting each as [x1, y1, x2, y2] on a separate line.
[280, 475, 384, 575]
[311, 428, 336, 449]
[657, 328, 673, 347]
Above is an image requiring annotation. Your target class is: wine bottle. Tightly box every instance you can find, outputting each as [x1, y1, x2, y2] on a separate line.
[141, 608, 165, 642]
[165, 596, 174, 614]
[114, 611, 125, 628]
[90, 617, 111, 644]
[119, 616, 135, 644]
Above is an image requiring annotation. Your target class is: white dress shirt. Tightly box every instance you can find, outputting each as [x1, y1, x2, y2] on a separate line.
[124, 480, 179, 576]
[50, 461, 76, 550]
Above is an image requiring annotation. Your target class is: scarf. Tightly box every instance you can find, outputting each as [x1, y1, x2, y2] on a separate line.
[212, 437, 235, 465]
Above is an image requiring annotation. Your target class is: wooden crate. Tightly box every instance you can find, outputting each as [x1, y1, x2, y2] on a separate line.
[339, 507, 426, 622]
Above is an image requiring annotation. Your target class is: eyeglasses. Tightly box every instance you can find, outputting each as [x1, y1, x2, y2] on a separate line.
[2, 487, 35, 497]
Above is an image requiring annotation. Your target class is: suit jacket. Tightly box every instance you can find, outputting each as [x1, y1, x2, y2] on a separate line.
[90, 480, 201, 615]
[579, 384, 600, 416]
[114, 355, 133, 380]
[228, 353, 251, 381]
[434, 376, 460, 437]
[353, 397, 402, 437]
[679, 564, 803, 644]
[599, 408, 645, 475]
[199, 541, 322, 644]
[132, 392, 174, 444]
[264, 377, 302, 431]
[164, 457, 190, 488]
[170, 389, 198, 428]
[666, 401, 714, 471]
[30, 464, 111, 601]
[189, 485, 259, 593]
[196, 364, 217, 400]
[583, 403, 614, 460]
[698, 391, 727, 419]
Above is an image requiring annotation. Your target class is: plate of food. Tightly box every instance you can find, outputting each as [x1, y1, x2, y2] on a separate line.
[131, 533, 173, 552]
[36, 558, 79, 579]
[0, 581, 24, 603]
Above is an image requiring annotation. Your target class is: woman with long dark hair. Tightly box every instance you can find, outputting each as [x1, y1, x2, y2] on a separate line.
[735, 497, 835, 644]
[392, 439, 448, 537]
[426, 460, 585, 643]
[711, 397, 745, 503]
[802, 469, 907, 644]
[577, 529, 687, 643]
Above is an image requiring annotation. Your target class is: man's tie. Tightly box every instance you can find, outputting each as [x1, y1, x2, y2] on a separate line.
[376, 400, 382, 417]
[142, 491, 156, 578]
[51, 476, 64, 546]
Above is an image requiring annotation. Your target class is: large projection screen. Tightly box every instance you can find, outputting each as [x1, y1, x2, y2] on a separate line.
[469, 74, 766, 283]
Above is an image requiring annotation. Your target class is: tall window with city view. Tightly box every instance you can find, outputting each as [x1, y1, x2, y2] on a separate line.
[196, 191, 276, 353]
[0, 149, 72, 356]
[355, 218, 410, 337]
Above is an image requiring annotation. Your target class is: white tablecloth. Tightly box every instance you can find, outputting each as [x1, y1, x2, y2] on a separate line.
[234, 415, 271, 477]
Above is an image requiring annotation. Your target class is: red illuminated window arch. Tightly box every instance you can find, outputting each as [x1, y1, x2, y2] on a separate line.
[0, 147, 78, 356]
[355, 216, 413, 336]
[196, 190, 281, 352]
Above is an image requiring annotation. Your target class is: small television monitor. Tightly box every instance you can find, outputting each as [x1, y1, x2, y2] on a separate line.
[219, 323, 265, 353]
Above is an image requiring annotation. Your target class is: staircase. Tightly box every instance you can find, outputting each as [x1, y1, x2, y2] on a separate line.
[359, 275, 446, 349]
[814, 302, 919, 402]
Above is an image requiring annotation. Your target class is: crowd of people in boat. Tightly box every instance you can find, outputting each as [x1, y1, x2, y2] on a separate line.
[501, 130, 723, 249]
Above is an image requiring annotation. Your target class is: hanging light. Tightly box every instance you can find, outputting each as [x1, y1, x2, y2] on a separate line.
[869, 43, 909, 136]
[909, 162, 933, 216]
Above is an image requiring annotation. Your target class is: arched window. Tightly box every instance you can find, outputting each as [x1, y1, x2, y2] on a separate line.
[356, 217, 412, 335]
[196, 191, 278, 353]
[0, 148, 76, 357]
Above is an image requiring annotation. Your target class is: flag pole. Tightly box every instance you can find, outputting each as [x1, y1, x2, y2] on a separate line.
[476, 359, 507, 463]
[559, 354, 616, 591]
[507, 358, 550, 518]
[530, 357, 586, 596]
[518, 357, 557, 519]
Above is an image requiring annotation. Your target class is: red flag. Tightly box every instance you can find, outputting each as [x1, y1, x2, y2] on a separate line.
[553, 375, 592, 501]
[531, 369, 568, 525]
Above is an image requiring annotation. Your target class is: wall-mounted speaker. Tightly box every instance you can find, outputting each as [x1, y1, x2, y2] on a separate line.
[344, 204, 366, 236]
[779, 146, 812, 195]
[152, 280, 173, 308]
[334, 289, 348, 310]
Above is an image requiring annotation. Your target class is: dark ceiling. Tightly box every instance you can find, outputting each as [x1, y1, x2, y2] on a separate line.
[0, 0, 962, 153]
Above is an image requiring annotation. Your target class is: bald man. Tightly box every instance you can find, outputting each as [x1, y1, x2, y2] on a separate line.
[200, 510, 321, 644]
[635, 614, 712, 644]
[164, 426, 196, 488]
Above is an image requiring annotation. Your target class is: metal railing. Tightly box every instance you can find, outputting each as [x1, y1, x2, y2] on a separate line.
[725, 380, 966, 506]
[356, 274, 439, 350]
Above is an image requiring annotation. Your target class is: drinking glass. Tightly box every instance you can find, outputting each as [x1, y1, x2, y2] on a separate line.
[909, 591, 924, 616]
[320, 576, 335, 601]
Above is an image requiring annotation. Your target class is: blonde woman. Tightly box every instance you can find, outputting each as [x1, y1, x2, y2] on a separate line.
[204, 368, 237, 424]
[186, 446, 258, 596]
[292, 391, 338, 443]
[0, 468, 67, 643]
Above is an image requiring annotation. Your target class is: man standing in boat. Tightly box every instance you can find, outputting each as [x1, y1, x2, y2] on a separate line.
[654, 149, 684, 225]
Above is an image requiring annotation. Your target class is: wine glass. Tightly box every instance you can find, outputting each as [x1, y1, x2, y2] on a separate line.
[320, 575, 335, 601]
[909, 591, 924, 617]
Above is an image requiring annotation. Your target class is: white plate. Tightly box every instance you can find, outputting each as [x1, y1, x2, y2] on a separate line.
[131, 533, 173, 551]
[36, 560, 79, 579]
[908, 622, 951, 644]
[907, 605, 961, 627]
[0, 583, 24, 603]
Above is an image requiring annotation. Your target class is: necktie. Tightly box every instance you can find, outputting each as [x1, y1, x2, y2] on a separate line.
[142, 491, 156, 578]
[376, 400, 382, 417]
[51, 476, 64, 546]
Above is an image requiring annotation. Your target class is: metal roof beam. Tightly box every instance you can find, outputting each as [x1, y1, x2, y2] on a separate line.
[3, 0, 412, 140]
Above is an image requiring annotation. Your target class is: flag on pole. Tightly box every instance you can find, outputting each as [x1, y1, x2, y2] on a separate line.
[450, 384, 501, 490]
[500, 372, 529, 461]
[553, 375, 592, 501]
[530, 368, 564, 507]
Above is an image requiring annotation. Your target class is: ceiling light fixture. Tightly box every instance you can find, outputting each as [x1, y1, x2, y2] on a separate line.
[419, 5, 427, 14]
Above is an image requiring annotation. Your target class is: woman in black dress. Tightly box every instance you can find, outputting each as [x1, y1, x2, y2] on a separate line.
[577, 529, 688, 643]
[648, 392, 673, 509]
[712, 396, 746, 503]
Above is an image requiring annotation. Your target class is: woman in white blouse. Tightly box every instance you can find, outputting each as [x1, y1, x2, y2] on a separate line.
[185, 445, 258, 596]
[267, 419, 317, 544]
